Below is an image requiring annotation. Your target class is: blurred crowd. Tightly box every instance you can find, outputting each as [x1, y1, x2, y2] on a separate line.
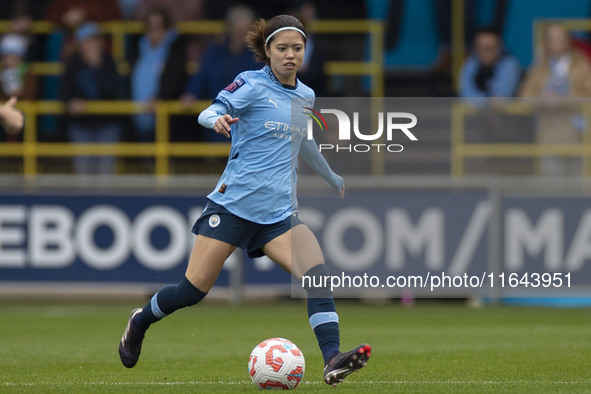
[458, 22, 591, 176]
[0, 0, 348, 174]
[1, 0, 591, 175]
[459, 23, 591, 99]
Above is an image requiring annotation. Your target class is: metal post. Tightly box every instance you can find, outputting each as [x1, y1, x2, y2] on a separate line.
[155, 103, 169, 176]
[451, 102, 465, 177]
[451, 0, 465, 93]
[583, 104, 591, 177]
[22, 102, 37, 177]
[487, 178, 502, 304]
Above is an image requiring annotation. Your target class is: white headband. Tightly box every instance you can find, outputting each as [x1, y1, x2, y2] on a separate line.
[265, 26, 306, 45]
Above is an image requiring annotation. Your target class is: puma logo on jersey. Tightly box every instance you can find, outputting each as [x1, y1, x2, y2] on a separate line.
[268, 98, 278, 108]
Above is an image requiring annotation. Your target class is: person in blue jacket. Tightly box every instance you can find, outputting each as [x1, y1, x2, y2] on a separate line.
[180, 4, 259, 142]
[459, 27, 521, 98]
[181, 5, 259, 105]
[118, 14, 371, 386]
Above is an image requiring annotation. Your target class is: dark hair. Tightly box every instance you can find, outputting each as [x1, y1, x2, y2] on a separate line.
[475, 26, 502, 40]
[144, 6, 173, 31]
[245, 15, 306, 64]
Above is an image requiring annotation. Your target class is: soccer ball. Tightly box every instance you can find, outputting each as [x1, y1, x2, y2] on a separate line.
[248, 338, 305, 390]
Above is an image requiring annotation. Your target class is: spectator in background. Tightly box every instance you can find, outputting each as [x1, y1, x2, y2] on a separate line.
[133, 0, 206, 63]
[457, 28, 526, 175]
[458, 27, 521, 98]
[60, 22, 121, 175]
[179, 4, 258, 143]
[117, 0, 141, 20]
[0, 34, 36, 142]
[0, 34, 37, 101]
[432, 0, 509, 72]
[205, 0, 292, 20]
[520, 23, 591, 98]
[130, 6, 186, 142]
[0, 0, 52, 62]
[45, 0, 121, 58]
[520, 23, 591, 176]
[0, 0, 51, 34]
[181, 5, 258, 107]
[46, 0, 121, 28]
[133, 0, 204, 24]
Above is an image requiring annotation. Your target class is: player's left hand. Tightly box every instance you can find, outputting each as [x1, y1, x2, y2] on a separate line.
[0, 97, 24, 135]
[214, 114, 238, 138]
[339, 184, 345, 199]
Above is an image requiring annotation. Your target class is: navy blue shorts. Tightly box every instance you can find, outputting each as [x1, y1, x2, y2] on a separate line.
[192, 200, 303, 258]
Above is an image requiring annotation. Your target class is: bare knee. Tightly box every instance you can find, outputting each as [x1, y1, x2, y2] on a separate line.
[185, 235, 235, 292]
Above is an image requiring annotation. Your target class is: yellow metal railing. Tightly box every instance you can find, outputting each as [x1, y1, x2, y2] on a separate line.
[3, 100, 229, 177]
[451, 101, 591, 176]
[308, 20, 384, 97]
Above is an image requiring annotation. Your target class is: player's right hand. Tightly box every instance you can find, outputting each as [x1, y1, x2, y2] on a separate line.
[214, 114, 238, 138]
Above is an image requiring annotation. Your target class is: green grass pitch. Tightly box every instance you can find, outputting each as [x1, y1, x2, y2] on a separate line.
[1, 300, 590, 393]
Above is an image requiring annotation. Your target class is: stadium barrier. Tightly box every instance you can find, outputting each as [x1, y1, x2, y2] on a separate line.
[450, 100, 591, 176]
[0, 100, 231, 177]
[5, 99, 591, 178]
[1, 175, 590, 302]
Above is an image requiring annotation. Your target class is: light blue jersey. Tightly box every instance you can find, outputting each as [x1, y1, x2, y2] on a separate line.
[207, 65, 315, 224]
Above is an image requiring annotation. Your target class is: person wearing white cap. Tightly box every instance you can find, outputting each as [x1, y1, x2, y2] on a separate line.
[60, 22, 121, 174]
[0, 34, 35, 100]
[0, 34, 28, 58]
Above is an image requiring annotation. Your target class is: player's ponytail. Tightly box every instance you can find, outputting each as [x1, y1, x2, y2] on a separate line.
[246, 18, 268, 63]
[246, 15, 307, 65]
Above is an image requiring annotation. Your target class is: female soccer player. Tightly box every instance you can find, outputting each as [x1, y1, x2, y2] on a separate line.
[119, 15, 371, 386]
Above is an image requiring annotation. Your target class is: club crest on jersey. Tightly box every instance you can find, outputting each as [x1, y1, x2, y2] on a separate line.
[209, 214, 221, 228]
[223, 78, 245, 93]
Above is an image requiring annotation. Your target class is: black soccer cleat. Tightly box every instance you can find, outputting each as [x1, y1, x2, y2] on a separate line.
[323, 344, 371, 386]
[118, 308, 145, 368]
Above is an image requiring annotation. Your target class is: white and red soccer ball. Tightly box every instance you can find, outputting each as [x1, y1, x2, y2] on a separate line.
[248, 338, 305, 390]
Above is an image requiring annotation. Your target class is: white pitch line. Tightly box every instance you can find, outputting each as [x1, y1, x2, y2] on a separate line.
[356, 380, 591, 385]
[3, 381, 251, 386]
[3, 380, 591, 386]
